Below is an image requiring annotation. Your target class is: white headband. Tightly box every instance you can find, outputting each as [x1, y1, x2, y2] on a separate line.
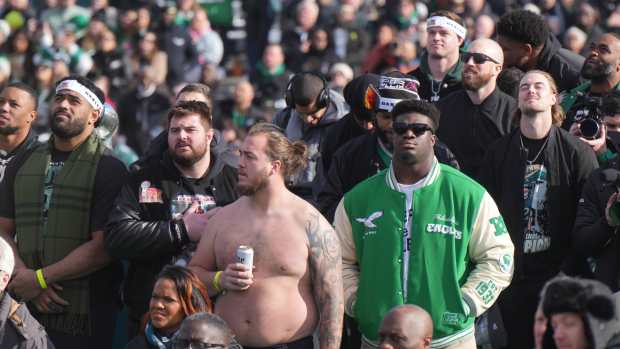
[427, 16, 467, 39]
[56, 79, 103, 113]
[378, 97, 407, 112]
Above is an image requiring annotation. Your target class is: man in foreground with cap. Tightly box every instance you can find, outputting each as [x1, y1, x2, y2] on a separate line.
[437, 38, 516, 180]
[334, 99, 514, 349]
[408, 10, 465, 102]
[317, 72, 459, 222]
[0, 237, 55, 348]
[172, 313, 233, 349]
[0, 75, 128, 348]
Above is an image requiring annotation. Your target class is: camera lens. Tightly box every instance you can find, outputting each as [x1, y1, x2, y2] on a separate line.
[580, 118, 600, 140]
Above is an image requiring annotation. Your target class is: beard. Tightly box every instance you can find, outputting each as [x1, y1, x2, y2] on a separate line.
[396, 149, 420, 165]
[462, 70, 493, 91]
[50, 111, 87, 139]
[169, 142, 208, 168]
[581, 60, 614, 81]
[237, 168, 270, 196]
[0, 125, 18, 135]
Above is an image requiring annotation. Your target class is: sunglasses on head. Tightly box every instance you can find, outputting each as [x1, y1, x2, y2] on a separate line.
[460, 52, 499, 65]
[392, 122, 434, 136]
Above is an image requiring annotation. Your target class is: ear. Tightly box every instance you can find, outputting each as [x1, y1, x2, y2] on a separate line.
[206, 128, 214, 143]
[457, 36, 464, 47]
[89, 108, 100, 126]
[423, 336, 432, 348]
[271, 159, 283, 176]
[524, 43, 533, 55]
[0, 271, 9, 290]
[28, 110, 37, 123]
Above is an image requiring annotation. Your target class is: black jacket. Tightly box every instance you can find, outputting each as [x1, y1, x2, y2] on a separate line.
[478, 127, 598, 283]
[437, 87, 517, 179]
[573, 162, 620, 291]
[317, 133, 460, 221]
[105, 151, 238, 320]
[408, 52, 463, 103]
[536, 34, 584, 93]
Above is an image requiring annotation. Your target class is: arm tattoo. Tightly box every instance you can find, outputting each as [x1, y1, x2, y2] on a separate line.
[306, 212, 344, 349]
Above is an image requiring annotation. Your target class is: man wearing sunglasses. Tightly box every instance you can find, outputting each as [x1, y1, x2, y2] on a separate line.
[317, 72, 459, 222]
[408, 11, 466, 103]
[437, 38, 517, 180]
[335, 99, 514, 349]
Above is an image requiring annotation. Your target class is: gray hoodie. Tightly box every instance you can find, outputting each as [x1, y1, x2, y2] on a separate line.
[272, 89, 349, 201]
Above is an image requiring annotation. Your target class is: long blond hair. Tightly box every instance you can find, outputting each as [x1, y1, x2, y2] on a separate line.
[512, 69, 565, 127]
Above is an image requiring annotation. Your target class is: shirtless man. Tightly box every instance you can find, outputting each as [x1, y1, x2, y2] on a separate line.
[189, 123, 343, 349]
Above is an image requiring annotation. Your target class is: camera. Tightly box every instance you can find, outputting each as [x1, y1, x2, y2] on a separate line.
[574, 95, 604, 140]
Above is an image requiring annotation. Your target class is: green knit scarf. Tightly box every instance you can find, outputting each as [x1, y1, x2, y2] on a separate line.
[14, 133, 104, 336]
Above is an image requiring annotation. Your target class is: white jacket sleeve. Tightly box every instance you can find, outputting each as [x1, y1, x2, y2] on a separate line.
[333, 198, 359, 317]
[461, 191, 515, 317]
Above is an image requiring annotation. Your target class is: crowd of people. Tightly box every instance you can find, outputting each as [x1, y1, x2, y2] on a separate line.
[2, 0, 620, 349]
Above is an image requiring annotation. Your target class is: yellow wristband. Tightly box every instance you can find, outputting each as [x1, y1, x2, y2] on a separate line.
[36, 269, 47, 289]
[212, 271, 222, 292]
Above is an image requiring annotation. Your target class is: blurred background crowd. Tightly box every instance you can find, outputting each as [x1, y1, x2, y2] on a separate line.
[1, 0, 619, 156]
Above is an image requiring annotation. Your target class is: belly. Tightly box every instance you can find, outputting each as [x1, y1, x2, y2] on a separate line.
[215, 276, 318, 347]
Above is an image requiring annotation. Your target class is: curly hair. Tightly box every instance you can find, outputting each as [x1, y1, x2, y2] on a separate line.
[497, 10, 549, 48]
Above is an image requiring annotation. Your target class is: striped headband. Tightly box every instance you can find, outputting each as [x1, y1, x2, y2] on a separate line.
[55, 79, 103, 113]
[427, 16, 467, 39]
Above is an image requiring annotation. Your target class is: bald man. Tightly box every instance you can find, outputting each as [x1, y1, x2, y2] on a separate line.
[378, 305, 433, 349]
[437, 38, 518, 179]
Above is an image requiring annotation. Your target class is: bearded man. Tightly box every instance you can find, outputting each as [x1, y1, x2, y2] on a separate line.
[189, 123, 344, 349]
[0, 76, 128, 348]
[437, 38, 517, 179]
[105, 100, 239, 338]
[561, 33, 620, 131]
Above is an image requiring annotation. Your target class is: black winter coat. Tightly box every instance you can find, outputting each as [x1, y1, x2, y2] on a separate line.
[437, 87, 517, 179]
[536, 34, 584, 93]
[573, 161, 620, 291]
[478, 127, 598, 283]
[105, 151, 238, 320]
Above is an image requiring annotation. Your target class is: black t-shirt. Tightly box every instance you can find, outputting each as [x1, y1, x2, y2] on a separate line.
[0, 148, 128, 233]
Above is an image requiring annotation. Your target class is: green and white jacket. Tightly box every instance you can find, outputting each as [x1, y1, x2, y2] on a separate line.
[334, 159, 514, 348]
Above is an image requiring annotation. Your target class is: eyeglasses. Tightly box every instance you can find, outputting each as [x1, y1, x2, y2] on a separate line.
[460, 52, 499, 65]
[392, 122, 434, 136]
[171, 339, 227, 349]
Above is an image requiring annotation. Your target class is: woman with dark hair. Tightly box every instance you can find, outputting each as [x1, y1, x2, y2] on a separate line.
[126, 265, 212, 349]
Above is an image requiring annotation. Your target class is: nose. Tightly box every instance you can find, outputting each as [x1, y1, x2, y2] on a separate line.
[0, 101, 9, 112]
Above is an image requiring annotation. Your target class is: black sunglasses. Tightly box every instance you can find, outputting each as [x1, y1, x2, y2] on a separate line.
[392, 122, 434, 136]
[460, 52, 499, 65]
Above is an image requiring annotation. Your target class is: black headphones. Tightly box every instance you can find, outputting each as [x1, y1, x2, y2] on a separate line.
[285, 72, 330, 109]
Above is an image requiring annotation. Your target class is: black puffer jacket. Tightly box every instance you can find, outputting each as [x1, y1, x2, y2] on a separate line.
[573, 161, 620, 291]
[317, 133, 460, 221]
[105, 149, 238, 321]
[536, 34, 584, 93]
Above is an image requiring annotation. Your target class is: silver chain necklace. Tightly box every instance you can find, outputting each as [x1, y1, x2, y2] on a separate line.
[430, 80, 441, 102]
[520, 133, 550, 165]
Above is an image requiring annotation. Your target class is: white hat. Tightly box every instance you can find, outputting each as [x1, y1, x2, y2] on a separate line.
[0, 237, 15, 275]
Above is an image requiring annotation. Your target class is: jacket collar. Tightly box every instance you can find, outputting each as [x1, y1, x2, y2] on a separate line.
[385, 156, 440, 191]
[537, 34, 560, 70]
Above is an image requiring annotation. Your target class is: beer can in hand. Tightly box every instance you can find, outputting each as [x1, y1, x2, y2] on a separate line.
[236, 245, 254, 270]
